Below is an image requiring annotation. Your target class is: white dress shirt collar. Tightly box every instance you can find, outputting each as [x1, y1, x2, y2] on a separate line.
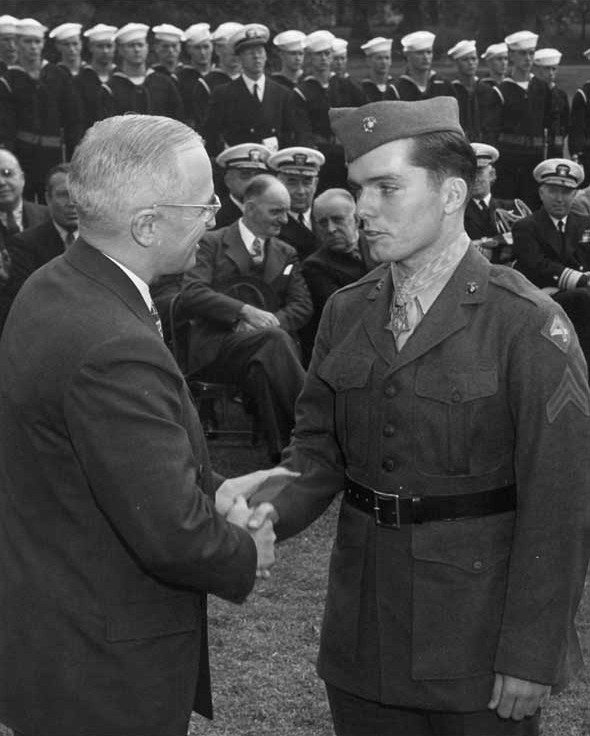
[242, 73, 266, 99]
[53, 221, 79, 247]
[290, 208, 312, 230]
[549, 214, 568, 230]
[238, 218, 264, 256]
[104, 254, 152, 310]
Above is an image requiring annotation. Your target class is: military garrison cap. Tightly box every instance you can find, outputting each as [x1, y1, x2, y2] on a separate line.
[329, 98, 463, 163]
[216, 143, 270, 171]
[533, 159, 584, 189]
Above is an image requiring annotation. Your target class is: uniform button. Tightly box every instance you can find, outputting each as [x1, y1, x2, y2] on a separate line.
[382, 458, 395, 472]
[383, 424, 395, 437]
[472, 560, 483, 571]
[250, 128, 255, 133]
[384, 385, 397, 398]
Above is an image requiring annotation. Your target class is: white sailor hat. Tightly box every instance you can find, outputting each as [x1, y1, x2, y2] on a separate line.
[230, 23, 269, 54]
[471, 142, 499, 167]
[16, 18, 48, 38]
[216, 143, 270, 171]
[273, 30, 306, 52]
[49, 23, 82, 42]
[333, 38, 348, 55]
[533, 48, 562, 66]
[533, 158, 584, 188]
[481, 42, 508, 60]
[184, 23, 211, 45]
[504, 31, 538, 51]
[84, 24, 118, 43]
[211, 22, 244, 44]
[447, 39, 477, 60]
[361, 37, 392, 56]
[0, 16, 18, 35]
[401, 30, 435, 53]
[305, 30, 336, 53]
[114, 23, 149, 44]
[152, 24, 185, 43]
[268, 147, 325, 176]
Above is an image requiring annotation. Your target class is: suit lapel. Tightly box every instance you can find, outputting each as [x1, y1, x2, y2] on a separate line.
[538, 208, 564, 259]
[222, 221, 251, 274]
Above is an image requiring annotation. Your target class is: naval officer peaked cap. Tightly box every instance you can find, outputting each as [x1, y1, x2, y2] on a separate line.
[471, 142, 499, 167]
[329, 98, 463, 163]
[533, 159, 584, 189]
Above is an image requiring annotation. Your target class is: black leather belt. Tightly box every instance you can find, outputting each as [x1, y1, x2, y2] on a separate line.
[345, 477, 516, 528]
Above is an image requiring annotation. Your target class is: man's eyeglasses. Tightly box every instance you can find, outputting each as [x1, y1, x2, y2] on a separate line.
[152, 194, 222, 220]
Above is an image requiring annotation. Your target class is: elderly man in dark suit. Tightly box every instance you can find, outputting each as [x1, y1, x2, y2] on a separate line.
[0, 163, 77, 330]
[179, 174, 311, 461]
[512, 157, 590, 369]
[300, 187, 377, 364]
[245, 100, 590, 736]
[204, 24, 304, 159]
[0, 114, 275, 736]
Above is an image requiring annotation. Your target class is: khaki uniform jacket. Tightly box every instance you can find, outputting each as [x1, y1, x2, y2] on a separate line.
[265, 246, 590, 711]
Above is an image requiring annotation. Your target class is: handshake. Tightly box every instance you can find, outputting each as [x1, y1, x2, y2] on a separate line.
[216, 467, 299, 578]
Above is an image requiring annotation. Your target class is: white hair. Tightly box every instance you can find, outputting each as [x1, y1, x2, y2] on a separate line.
[68, 115, 203, 233]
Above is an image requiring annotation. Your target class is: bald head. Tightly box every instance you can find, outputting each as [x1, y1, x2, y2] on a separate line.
[312, 188, 359, 253]
[0, 148, 25, 211]
[243, 174, 290, 239]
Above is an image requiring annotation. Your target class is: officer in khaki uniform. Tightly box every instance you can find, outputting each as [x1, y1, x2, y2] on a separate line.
[247, 98, 590, 735]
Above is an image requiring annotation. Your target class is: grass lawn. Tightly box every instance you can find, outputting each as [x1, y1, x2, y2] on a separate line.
[0, 430, 588, 736]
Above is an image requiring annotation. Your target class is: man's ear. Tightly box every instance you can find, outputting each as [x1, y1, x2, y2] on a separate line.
[442, 177, 468, 215]
[130, 208, 157, 248]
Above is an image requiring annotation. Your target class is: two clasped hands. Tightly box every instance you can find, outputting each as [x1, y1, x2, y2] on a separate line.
[216, 466, 298, 578]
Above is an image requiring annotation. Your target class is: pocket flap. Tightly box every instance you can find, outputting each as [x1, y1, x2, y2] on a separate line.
[105, 595, 199, 642]
[415, 365, 498, 403]
[318, 352, 374, 391]
[411, 512, 514, 573]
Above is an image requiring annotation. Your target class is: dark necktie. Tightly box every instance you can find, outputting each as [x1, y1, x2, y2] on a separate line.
[557, 219, 566, 250]
[253, 82, 261, 102]
[149, 301, 163, 339]
[5, 208, 20, 236]
[477, 199, 488, 213]
[298, 212, 306, 228]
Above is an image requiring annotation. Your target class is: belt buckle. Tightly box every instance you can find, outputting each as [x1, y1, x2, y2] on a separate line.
[373, 491, 400, 529]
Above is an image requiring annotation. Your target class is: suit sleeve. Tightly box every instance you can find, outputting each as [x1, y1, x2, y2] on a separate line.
[64, 333, 257, 602]
[494, 300, 590, 684]
[512, 218, 569, 288]
[179, 234, 245, 324]
[275, 256, 313, 332]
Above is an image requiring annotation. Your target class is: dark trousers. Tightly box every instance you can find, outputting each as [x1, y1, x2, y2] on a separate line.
[553, 289, 590, 377]
[326, 684, 540, 736]
[200, 327, 305, 458]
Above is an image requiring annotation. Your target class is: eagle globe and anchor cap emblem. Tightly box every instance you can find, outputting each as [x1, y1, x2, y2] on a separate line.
[362, 115, 377, 133]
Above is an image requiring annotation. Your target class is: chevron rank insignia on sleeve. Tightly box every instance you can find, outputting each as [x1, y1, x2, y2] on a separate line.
[546, 365, 590, 423]
[541, 312, 571, 353]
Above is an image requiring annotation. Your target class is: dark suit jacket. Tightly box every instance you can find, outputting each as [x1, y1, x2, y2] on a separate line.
[0, 220, 63, 331]
[278, 214, 318, 261]
[204, 76, 304, 157]
[179, 220, 312, 372]
[0, 199, 50, 244]
[512, 208, 590, 288]
[260, 247, 590, 709]
[0, 239, 256, 735]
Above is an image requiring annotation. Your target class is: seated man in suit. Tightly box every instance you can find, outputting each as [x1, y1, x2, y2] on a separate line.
[0, 163, 78, 330]
[267, 146, 324, 260]
[179, 174, 312, 461]
[214, 143, 270, 229]
[0, 148, 49, 241]
[464, 142, 528, 263]
[300, 188, 377, 365]
[512, 157, 590, 370]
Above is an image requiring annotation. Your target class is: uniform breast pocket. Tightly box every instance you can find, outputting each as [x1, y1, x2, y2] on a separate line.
[318, 351, 374, 468]
[414, 364, 504, 476]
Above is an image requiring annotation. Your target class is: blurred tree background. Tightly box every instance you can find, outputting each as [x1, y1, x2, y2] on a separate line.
[4, 0, 590, 59]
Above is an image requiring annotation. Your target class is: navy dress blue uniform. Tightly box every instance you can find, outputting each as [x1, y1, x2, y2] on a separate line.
[110, 68, 184, 121]
[361, 77, 400, 103]
[452, 79, 501, 143]
[177, 67, 210, 133]
[277, 214, 318, 261]
[6, 62, 83, 201]
[74, 65, 116, 131]
[548, 85, 569, 157]
[568, 81, 590, 184]
[296, 75, 367, 191]
[464, 197, 520, 263]
[204, 76, 303, 159]
[270, 71, 299, 91]
[0, 67, 16, 150]
[494, 77, 552, 206]
[396, 72, 456, 101]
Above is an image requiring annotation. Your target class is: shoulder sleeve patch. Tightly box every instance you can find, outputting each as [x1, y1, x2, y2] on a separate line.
[546, 365, 590, 423]
[541, 312, 572, 354]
